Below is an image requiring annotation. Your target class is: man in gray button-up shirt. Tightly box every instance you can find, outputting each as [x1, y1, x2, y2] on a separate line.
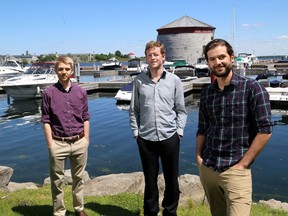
[129, 41, 187, 216]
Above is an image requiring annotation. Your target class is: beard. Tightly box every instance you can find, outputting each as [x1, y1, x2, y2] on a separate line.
[210, 63, 233, 78]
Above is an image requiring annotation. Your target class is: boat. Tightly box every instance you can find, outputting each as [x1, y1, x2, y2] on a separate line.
[256, 72, 288, 102]
[101, 57, 122, 70]
[127, 58, 148, 72]
[234, 53, 258, 68]
[0, 62, 59, 100]
[163, 60, 174, 71]
[114, 81, 134, 103]
[173, 65, 198, 82]
[114, 72, 140, 103]
[0, 60, 28, 82]
[193, 57, 210, 77]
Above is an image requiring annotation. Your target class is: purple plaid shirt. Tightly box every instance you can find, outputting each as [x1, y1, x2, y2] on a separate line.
[41, 82, 90, 137]
[197, 72, 273, 172]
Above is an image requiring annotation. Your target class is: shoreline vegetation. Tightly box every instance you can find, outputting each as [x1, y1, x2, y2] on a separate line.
[1, 167, 288, 215]
[1, 185, 288, 215]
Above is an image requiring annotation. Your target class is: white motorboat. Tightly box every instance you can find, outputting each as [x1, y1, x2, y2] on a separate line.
[256, 73, 288, 102]
[234, 53, 258, 68]
[266, 87, 288, 102]
[127, 58, 148, 72]
[0, 60, 28, 82]
[101, 57, 122, 70]
[193, 57, 209, 77]
[115, 81, 133, 102]
[0, 62, 58, 100]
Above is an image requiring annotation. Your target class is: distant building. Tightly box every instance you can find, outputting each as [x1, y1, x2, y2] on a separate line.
[0, 54, 38, 65]
[157, 15, 215, 64]
[128, 52, 136, 59]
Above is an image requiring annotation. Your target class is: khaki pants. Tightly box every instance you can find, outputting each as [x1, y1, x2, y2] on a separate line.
[48, 137, 89, 216]
[199, 164, 252, 216]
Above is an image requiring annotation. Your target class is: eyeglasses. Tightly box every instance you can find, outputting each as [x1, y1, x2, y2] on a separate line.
[58, 67, 71, 71]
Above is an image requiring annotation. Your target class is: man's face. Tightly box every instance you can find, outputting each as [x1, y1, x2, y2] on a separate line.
[146, 47, 165, 70]
[207, 45, 234, 78]
[56, 62, 73, 82]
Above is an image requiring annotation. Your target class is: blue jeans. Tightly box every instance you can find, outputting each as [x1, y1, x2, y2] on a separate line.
[137, 132, 180, 216]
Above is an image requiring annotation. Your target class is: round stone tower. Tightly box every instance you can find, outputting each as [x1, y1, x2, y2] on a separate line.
[157, 15, 215, 65]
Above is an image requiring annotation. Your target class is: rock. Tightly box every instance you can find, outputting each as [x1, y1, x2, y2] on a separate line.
[43, 169, 91, 185]
[179, 174, 206, 205]
[84, 172, 145, 196]
[83, 172, 206, 206]
[259, 199, 288, 212]
[6, 182, 39, 192]
[0, 166, 13, 187]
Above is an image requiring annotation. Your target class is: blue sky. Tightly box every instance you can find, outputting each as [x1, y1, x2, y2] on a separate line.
[1, 0, 287, 57]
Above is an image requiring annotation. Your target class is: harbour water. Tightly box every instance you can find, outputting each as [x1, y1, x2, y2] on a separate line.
[0, 75, 288, 203]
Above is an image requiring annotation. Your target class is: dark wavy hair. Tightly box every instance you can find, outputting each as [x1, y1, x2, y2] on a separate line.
[204, 39, 234, 60]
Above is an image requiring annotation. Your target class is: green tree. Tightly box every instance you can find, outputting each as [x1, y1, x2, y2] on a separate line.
[38, 54, 57, 62]
[115, 50, 122, 57]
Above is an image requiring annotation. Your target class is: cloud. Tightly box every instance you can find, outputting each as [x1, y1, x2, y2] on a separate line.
[241, 23, 263, 28]
[277, 35, 288, 40]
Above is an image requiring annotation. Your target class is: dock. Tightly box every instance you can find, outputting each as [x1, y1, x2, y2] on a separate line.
[78, 76, 210, 94]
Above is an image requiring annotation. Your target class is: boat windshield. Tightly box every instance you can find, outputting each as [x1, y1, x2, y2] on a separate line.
[24, 62, 55, 75]
[2, 61, 20, 67]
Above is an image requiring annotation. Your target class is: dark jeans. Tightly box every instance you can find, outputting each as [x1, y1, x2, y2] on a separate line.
[137, 132, 180, 216]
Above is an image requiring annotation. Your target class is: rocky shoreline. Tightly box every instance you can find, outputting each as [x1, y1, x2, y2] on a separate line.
[1, 165, 287, 212]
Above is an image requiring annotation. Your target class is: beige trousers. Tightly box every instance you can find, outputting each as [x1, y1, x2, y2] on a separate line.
[48, 137, 89, 216]
[199, 164, 252, 216]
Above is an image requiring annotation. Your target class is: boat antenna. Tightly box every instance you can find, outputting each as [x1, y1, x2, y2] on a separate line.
[232, 3, 236, 54]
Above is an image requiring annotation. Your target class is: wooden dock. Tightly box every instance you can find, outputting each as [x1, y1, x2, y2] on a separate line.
[78, 77, 210, 94]
[0, 77, 211, 96]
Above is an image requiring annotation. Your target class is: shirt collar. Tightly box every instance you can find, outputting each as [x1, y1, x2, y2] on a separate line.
[55, 81, 74, 92]
[147, 69, 167, 80]
[212, 71, 239, 90]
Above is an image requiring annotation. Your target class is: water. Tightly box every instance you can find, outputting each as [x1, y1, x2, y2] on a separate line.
[0, 78, 288, 202]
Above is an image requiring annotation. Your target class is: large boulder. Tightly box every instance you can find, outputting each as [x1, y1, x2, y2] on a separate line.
[83, 172, 206, 206]
[84, 172, 145, 196]
[0, 166, 14, 187]
[259, 199, 288, 212]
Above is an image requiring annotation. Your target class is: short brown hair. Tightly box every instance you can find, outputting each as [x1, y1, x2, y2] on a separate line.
[145, 41, 166, 56]
[55, 56, 74, 71]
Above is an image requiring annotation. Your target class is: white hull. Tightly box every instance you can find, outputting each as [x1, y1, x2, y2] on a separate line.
[115, 89, 132, 102]
[266, 87, 288, 102]
[0, 62, 58, 100]
[1, 83, 55, 100]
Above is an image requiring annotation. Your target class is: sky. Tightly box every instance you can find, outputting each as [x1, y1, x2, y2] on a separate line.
[1, 0, 288, 58]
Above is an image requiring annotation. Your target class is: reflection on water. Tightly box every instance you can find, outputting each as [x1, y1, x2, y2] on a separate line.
[271, 103, 288, 125]
[1, 99, 41, 121]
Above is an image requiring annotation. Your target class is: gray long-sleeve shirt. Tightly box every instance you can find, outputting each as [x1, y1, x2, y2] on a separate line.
[129, 70, 187, 141]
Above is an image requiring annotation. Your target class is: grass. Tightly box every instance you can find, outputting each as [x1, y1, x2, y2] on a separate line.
[0, 185, 288, 216]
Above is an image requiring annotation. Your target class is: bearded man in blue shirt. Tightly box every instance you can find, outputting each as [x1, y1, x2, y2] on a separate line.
[129, 41, 187, 216]
[196, 39, 273, 216]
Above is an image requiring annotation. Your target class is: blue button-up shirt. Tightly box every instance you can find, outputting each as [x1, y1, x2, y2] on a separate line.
[129, 70, 187, 141]
[41, 82, 90, 137]
[197, 72, 273, 172]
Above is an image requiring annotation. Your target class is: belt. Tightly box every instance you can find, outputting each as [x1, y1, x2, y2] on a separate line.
[52, 132, 84, 143]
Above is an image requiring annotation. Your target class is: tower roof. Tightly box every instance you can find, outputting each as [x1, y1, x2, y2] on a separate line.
[157, 15, 215, 30]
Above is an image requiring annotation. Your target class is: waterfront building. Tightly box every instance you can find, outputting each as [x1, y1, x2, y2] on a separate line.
[156, 15, 215, 65]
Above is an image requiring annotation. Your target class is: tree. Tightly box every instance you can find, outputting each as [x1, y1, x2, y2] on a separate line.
[115, 50, 122, 57]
